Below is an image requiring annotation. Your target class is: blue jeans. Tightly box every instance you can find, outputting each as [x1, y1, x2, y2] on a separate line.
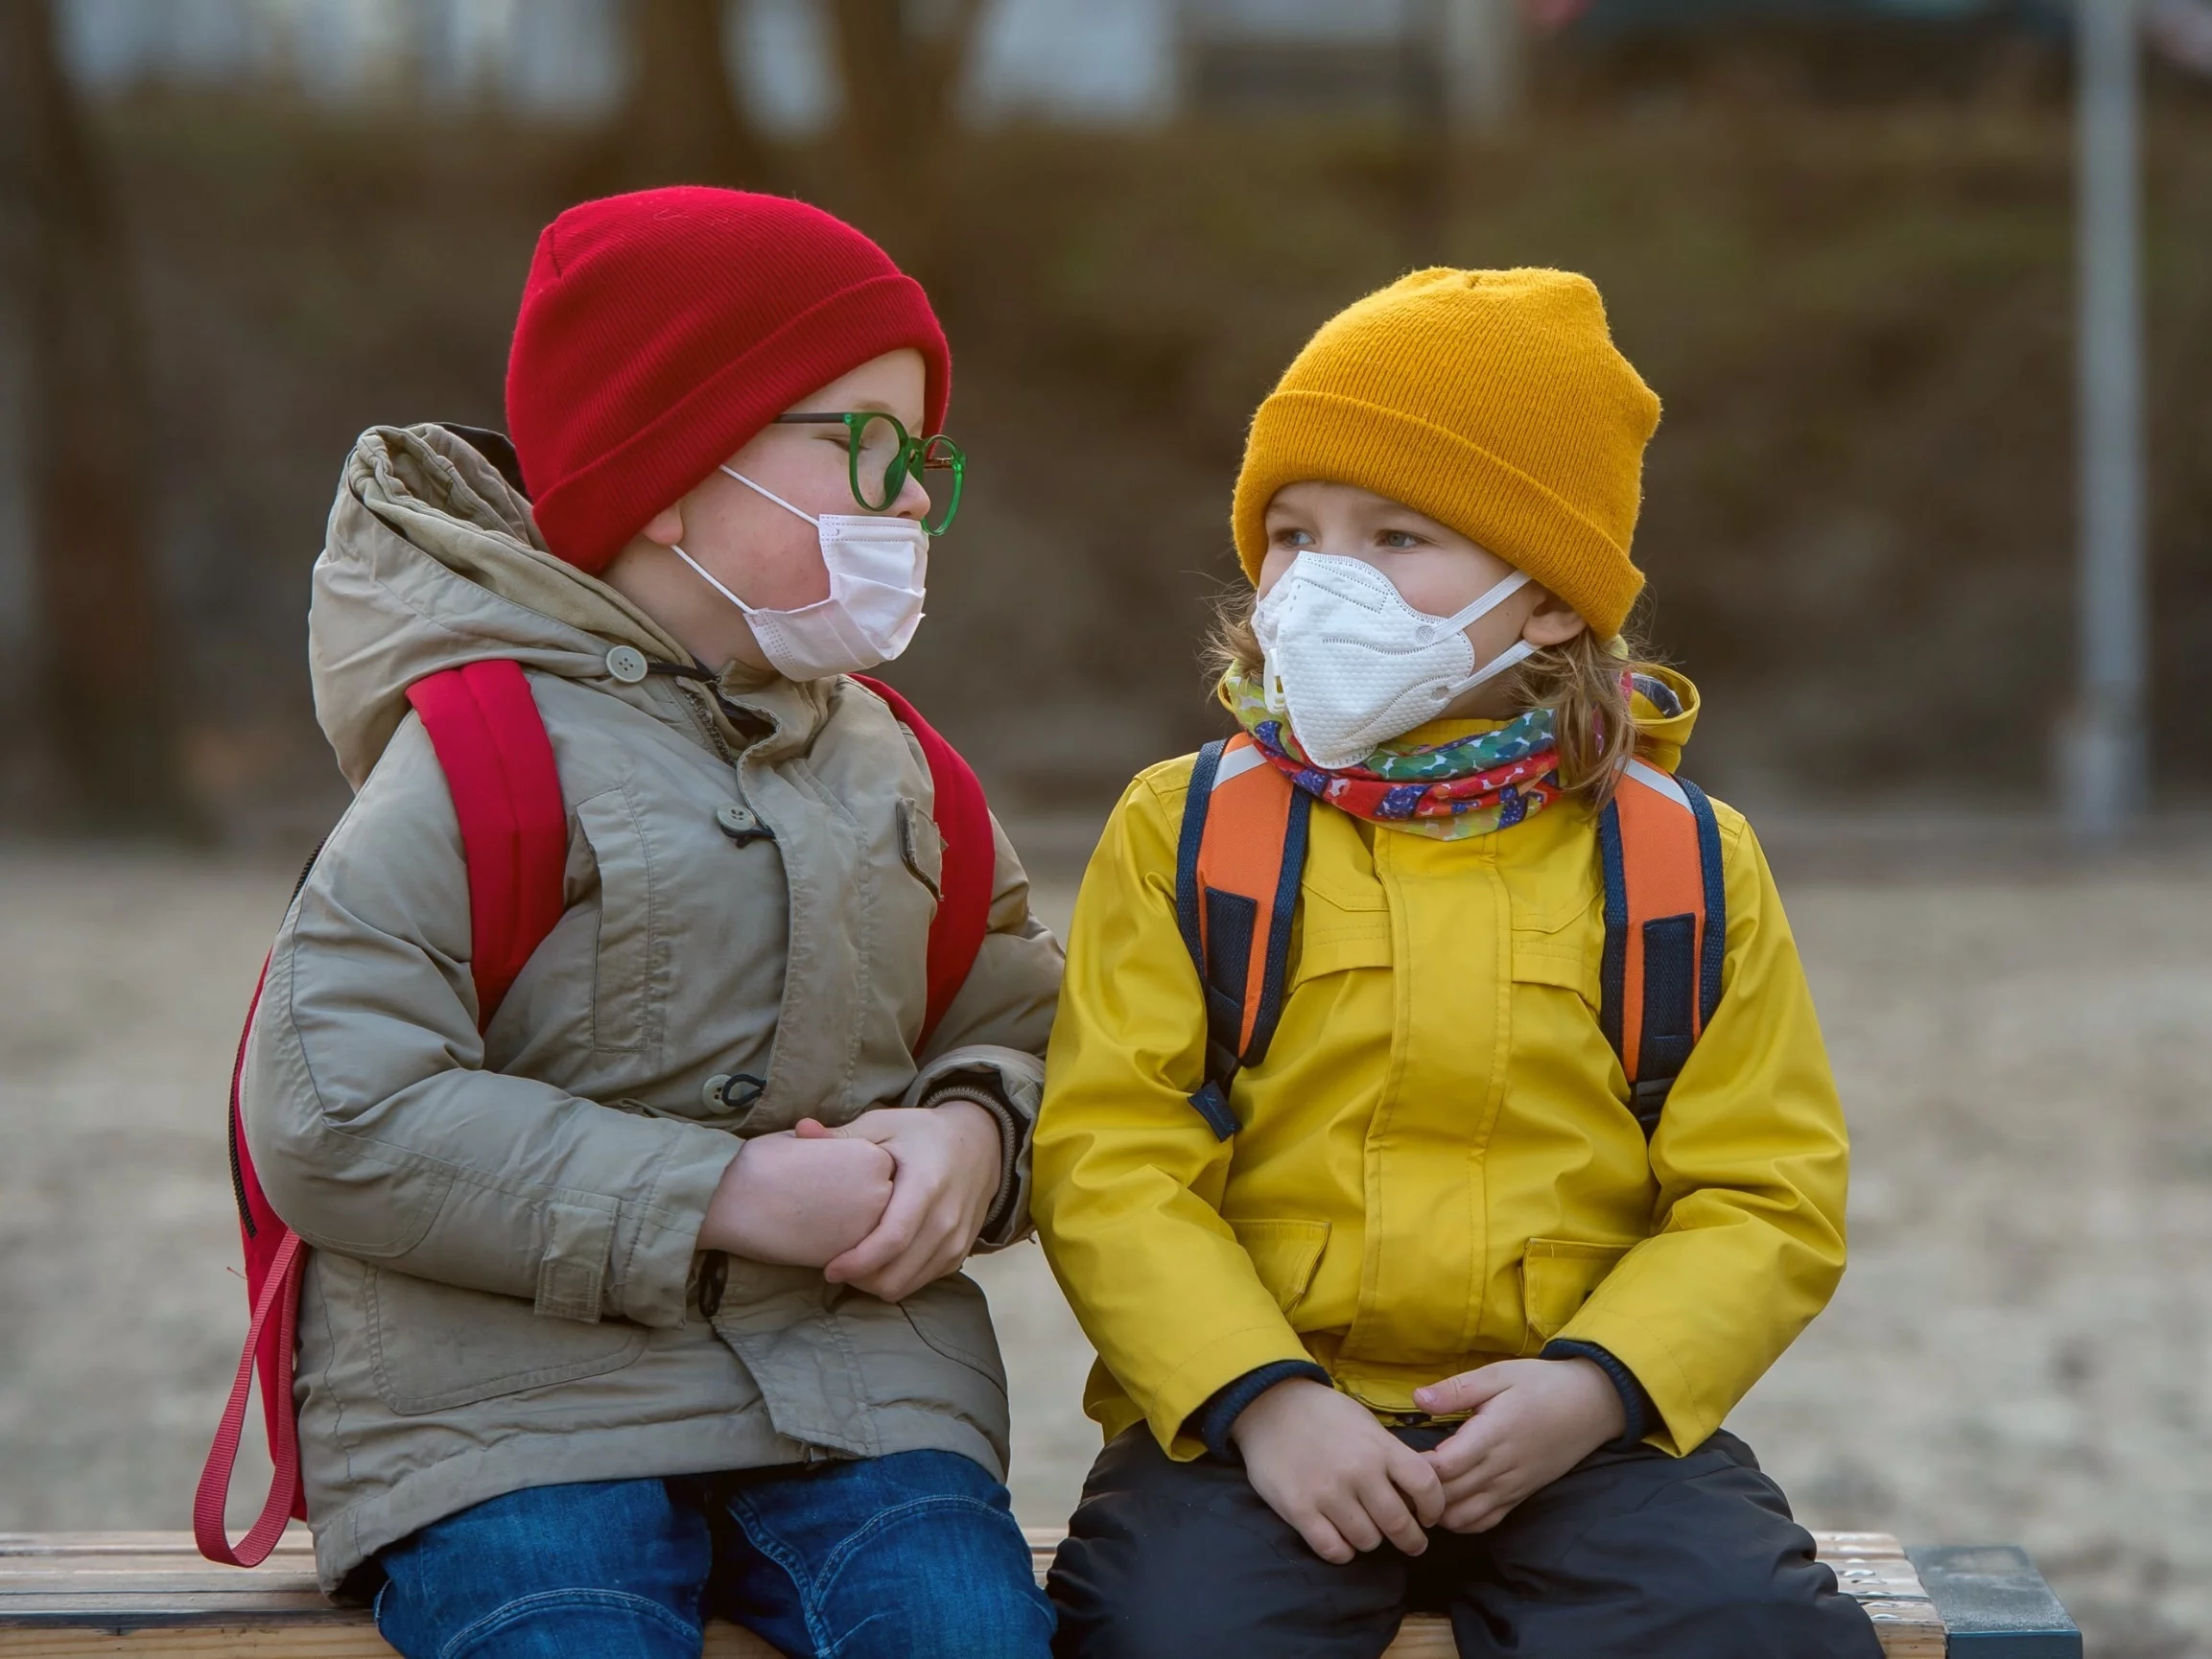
[373, 1453, 1054, 1659]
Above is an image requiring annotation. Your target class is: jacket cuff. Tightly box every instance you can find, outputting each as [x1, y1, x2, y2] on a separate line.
[610, 1121, 743, 1328]
[1188, 1360, 1334, 1461]
[916, 1075, 1024, 1245]
[1541, 1338, 1656, 1449]
[903, 1044, 1042, 1249]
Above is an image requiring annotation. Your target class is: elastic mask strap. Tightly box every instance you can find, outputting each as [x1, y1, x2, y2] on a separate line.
[1433, 570, 1540, 695]
[1436, 569, 1532, 634]
[718, 465, 820, 528]
[670, 544, 763, 616]
[1452, 637, 1542, 697]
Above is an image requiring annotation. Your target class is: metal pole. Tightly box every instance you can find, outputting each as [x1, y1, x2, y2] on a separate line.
[2065, 0, 2148, 835]
[1441, 0, 1525, 140]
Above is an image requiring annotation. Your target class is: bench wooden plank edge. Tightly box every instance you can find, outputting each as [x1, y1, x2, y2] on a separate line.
[1, 1530, 2075, 1659]
[1906, 1545, 2083, 1657]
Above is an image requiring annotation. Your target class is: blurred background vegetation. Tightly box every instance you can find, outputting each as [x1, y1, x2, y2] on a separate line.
[0, 0, 2207, 842]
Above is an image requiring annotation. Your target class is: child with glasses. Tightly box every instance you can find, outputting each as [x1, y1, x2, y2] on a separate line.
[1033, 270, 1877, 1658]
[242, 187, 1057, 1658]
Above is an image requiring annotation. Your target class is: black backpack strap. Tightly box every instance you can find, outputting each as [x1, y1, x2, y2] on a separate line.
[1174, 742, 1238, 1138]
[1174, 737, 1310, 1140]
[1598, 760, 1729, 1139]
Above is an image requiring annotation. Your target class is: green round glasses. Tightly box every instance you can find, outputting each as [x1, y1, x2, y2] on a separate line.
[774, 411, 966, 536]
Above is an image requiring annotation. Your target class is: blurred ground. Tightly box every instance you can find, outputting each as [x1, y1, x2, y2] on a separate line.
[5, 823, 2211, 1656]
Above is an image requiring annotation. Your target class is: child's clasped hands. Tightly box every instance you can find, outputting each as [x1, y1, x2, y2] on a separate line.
[1231, 1359, 1628, 1564]
[694, 1099, 1002, 1303]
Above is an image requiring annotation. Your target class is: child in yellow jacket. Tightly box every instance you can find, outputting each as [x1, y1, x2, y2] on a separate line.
[1033, 270, 1878, 1659]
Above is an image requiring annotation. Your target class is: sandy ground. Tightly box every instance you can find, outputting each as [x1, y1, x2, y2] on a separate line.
[4, 828, 2210, 1656]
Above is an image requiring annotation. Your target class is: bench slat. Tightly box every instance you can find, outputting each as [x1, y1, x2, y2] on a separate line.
[0, 1632, 786, 1657]
[0, 1556, 312, 1566]
[0, 1531, 1938, 1658]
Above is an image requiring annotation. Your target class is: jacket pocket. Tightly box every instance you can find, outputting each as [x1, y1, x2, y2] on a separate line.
[1511, 902, 1597, 1001]
[1291, 927, 1392, 986]
[1518, 1237, 1632, 1354]
[897, 1273, 1008, 1395]
[1229, 1219, 1331, 1320]
[574, 787, 663, 1055]
[365, 1264, 647, 1415]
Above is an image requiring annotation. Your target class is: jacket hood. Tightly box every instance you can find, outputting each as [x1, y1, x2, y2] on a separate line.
[1631, 664, 1699, 774]
[308, 425, 699, 789]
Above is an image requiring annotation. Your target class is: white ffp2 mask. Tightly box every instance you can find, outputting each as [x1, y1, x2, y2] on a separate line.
[1251, 552, 1540, 770]
[670, 466, 929, 682]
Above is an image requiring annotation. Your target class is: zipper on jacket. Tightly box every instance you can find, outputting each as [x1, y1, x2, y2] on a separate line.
[226, 1095, 254, 1234]
[671, 680, 738, 765]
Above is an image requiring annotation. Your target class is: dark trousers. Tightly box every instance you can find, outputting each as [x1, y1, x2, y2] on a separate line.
[1047, 1425, 1883, 1659]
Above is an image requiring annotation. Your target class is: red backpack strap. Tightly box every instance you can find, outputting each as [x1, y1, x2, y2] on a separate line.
[405, 660, 569, 1027]
[197, 661, 568, 1568]
[851, 675, 993, 1048]
[192, 1224, 305, 1566]
[1173, 735, 1311, 1140]
[1596, 758, 1728, 1138]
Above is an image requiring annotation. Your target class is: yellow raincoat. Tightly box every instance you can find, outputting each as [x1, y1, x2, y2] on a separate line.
[1034, 671, 1847, 1462]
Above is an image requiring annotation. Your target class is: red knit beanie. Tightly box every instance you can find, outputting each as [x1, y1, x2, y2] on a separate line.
[506, 187, 952, 572]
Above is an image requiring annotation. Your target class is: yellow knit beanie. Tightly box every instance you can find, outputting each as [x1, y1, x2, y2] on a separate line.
[1232, 268, 1661, 641]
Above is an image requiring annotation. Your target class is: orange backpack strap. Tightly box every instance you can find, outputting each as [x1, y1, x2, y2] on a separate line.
[1597, 758, 1728, 1138]
[1174, 736, 1311, 1139]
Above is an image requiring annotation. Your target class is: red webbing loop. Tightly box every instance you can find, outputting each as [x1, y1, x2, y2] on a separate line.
[193, 1228, 304, 1567]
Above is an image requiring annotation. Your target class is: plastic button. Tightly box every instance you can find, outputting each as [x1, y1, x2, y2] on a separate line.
[716, 803, 764, 842]
[605, 645, 648, 684]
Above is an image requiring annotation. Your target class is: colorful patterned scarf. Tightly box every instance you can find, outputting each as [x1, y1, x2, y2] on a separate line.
[1221, 669, 1563, 841]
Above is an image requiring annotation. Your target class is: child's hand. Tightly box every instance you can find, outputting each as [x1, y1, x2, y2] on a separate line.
[812, 1101, 1001, 1302]
[1412, 1358, 1626, 1533]
[1230, 1378, 1445, 1564]
[696, 1130, 895, 1268]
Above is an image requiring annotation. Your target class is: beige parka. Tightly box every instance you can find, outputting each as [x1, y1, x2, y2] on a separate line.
[243, 425, 1062, 1592]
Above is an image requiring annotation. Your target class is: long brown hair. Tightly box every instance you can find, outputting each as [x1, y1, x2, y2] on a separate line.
[1207, 587, 1654, 809]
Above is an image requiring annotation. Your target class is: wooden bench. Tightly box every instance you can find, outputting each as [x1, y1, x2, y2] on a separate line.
[0, 1529, 2077, 1656]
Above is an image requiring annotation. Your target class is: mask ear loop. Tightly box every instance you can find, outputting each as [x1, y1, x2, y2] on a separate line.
[718, 463, 934, 541]
[664, 468, 822, 614]
[718, 465, 821, 527]
[1430, 570, 1542, 697]
[1450, 636, 1542, 696]
[669, 544, 765, 616]
[1423, 570, 1532, 640]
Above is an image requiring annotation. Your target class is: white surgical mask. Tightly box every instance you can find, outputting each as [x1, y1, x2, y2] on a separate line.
[670, 466, 929, 682]
[1251, 552, 1540, 770]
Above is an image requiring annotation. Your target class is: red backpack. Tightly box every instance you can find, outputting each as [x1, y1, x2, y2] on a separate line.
[195, 660, 995, 1568]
